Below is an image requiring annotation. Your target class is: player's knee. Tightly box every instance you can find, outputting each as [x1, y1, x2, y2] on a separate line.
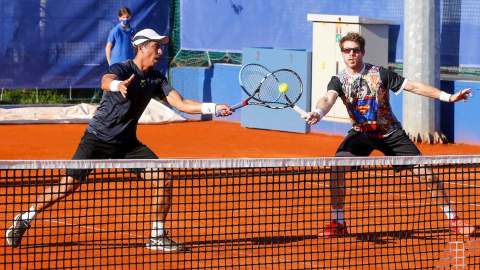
[152, 179, 172, 188]
[55, 176, 80, 193]
[424, 175, 445, 188]
[163, 179, 172, 188]
[141, 168, 166, 180]
[424, 174, 439, 183]
[330, 180, 345, 189]
[60, 183, 76, 194]
[331, 165, 349, 173]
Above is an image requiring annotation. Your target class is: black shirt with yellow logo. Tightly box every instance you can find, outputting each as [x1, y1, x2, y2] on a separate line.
[87, 60, 174, 144]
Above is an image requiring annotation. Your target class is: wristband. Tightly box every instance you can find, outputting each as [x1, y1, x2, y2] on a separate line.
[314, 108, 325, 120]
[109, 80, 121, 92]
[201, 103, 217, 114]
[439, 91, 451, 102]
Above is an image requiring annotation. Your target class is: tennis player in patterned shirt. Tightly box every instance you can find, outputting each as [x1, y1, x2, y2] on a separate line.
[304, 32, 476, 238]
[6, 29, 232, 252]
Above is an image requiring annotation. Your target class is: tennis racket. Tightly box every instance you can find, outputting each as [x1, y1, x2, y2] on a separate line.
[215, 64, 309, 117]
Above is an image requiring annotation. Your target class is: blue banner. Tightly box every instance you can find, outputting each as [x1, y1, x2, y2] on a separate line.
[0, 0, 170, 89]
[180, 0, 480, 68]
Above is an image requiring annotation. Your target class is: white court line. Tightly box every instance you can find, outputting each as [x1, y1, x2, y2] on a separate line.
[188, 202, 437, 215]
[180, 172, 480, 215]
[276, 174, 480, 209]
[44, 218, 327, 269]
[193, 202, 450, 218]
[45, 219, 146, 239]
[357, 171, 480, 208]
[371, 171, 480, 189]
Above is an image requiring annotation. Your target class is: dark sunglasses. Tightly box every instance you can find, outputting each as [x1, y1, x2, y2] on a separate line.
[342, 47, 363, 54]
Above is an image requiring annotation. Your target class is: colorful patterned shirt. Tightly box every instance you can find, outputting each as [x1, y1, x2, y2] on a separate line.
[327, 63, 408, 139]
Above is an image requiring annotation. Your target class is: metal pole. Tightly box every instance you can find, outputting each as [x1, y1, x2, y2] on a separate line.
[403, 0, 442, 143]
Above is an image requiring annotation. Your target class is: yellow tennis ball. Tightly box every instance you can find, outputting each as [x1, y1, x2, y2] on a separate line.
[279, 83, 289, 93]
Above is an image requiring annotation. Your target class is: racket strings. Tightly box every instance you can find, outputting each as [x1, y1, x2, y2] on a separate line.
[258, 70, 302, 108]
[240, 64, 271, 100]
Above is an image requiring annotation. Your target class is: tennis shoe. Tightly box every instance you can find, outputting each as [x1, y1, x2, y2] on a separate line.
[318, 220, 348, 238]
[146, 232, 184, 252]
[450, 216, 476, 237]
[6, 213, 31, 247]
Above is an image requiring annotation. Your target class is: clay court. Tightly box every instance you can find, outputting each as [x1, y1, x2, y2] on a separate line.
[1, 122, 480, 269]
[2, 121, 480, 159]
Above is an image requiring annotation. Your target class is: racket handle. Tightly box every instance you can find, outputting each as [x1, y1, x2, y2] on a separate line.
[291, 105, 309, 117]
[215, 101, 247, 117]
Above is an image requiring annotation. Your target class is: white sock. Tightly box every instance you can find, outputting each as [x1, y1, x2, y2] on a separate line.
[151, 221, 164, 237]
[332, 208, 345, 225]
[442, 206, 457, 220]
[20, 206, 37, 224]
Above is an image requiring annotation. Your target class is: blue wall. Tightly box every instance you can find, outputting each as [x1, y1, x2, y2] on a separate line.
[210, 64, 243, 123]
[451, 80, 480, 145]
[241, 47, 312, 134]
[171, 64, 242, 122]
[180, 0, 480, 68]
[0, 1, 170, 89]
[171, 65, 480, 145]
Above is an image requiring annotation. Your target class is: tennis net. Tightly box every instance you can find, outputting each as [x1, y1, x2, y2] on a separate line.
[1, 156, 479, 269]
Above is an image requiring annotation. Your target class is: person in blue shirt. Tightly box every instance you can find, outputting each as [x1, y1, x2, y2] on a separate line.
[105, 7, 135, 65]
[6, 29, 233, 252]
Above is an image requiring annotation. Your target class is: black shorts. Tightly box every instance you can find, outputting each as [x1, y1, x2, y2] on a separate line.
[67, 132, 159, 180]
[336, 129, 421, 171]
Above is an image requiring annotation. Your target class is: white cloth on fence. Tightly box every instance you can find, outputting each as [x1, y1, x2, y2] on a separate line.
[0, 99, 186, 124]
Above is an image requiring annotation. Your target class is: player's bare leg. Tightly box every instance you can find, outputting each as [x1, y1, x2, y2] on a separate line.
[142, 169, 183, 251]
[318, 162, 349, 238]
[36, 176, 83, 210]
[6, 176, 82, 247]
[412, 165, 475, 236]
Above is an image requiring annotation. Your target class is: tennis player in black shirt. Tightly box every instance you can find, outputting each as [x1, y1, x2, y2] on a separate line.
[6, 29, 232, 252]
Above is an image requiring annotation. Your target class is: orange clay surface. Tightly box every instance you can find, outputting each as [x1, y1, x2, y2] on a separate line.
[1, 121, 479, 159]
[1, 121, 480, 270]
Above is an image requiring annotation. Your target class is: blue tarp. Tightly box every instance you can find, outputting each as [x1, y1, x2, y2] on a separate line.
[180, 0, 479, 68]
[2, 0, 478, 90]
[0, 0, 170, 89]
